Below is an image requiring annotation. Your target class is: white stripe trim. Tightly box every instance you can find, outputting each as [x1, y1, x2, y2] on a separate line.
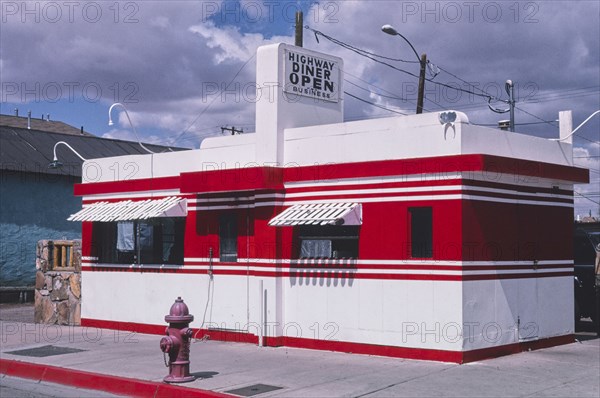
[285, 172, 574, 190]
[285, 173, 464, 188]
[82, 263, 572, 276]
[283, 185, 572, 201]
[82, 263, 184, 268]
[188, 193, 572, 210]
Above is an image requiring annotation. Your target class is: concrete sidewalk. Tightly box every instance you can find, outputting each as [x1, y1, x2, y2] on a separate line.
[0, 317, 599, 397]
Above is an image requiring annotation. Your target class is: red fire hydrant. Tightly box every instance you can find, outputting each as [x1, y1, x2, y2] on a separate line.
[160, 297, 195, 383]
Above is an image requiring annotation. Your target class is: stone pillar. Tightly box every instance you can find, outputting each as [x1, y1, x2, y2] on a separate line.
[34, 240, 81, 325]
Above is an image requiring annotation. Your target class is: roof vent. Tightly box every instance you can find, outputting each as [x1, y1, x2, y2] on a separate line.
[27, 110, 31, 129]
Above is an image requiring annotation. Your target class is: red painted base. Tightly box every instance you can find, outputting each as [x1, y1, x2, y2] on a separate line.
[0, 359, 231, 398]
[81, 318, 574, 364]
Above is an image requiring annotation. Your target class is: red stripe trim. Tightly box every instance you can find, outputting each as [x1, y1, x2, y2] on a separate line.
[74, 155, 588, 197]
[0, 359, 232, 398]
[285, 177, 573, 197]
[464, 179, 573, 196]
[284, 155, 588, 184]
[461, 189, 572, 204]
[81, 266, 572, 281]
[181, 167, 284, 194]
[74, 176, 180, 196]
[461, 334, 574, 363]
[285, 178, 464, 194]
[77, 319, 574, 364]
[182, 262, 572, 271]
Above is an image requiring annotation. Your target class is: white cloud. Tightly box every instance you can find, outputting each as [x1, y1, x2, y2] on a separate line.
[573, 146, 600, 218]
[2, 0, 598, 168]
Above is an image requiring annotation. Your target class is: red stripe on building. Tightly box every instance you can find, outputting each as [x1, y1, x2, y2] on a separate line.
[74, 155, 588, 197]
[74, 176, 181, 196]
[76, 319, 574, 364]
[283, 155, 589, 185]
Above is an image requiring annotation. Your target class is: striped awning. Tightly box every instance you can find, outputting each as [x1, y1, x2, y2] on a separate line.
[268, 203, 362, 226]
[68, 196, 187, 222]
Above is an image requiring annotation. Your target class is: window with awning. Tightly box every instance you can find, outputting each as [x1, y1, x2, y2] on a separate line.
[70, 197, 187, 265]
[269, 203, 362, 259]
[67, 196, 187, 222]
[268, 202, 362, 226]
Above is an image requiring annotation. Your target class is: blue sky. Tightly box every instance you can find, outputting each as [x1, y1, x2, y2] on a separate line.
[1, 0, 599, 215]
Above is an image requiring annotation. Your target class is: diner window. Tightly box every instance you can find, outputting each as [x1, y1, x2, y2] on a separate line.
[93, 218, 184, 265]
[297, 226, 359, 259]
[409, 207, 433, 258]
[219, 214, 238, 262]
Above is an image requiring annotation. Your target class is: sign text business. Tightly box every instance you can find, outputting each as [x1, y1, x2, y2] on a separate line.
[284, 49, 339, 102]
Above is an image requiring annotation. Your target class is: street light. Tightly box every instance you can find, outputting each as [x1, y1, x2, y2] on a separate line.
[550, 110, 600, 142]
[381, 24, 427, 114]
[48, 141, 87, 169]
[108, 103, 155, 154]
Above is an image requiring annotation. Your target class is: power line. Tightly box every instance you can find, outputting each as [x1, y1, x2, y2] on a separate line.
[344, 91, 408, 115]
[575, 134, 600, 145]
[344, 78, 440, 113]
[436, 65, 498, 99]
[514, 105, 559, 127]
[305, 27, 497, 102]
[574, 191, 600, 205]
[344, 64, 446, 112]
[344, 79, 410, 103]
[520, 86, 600, 103]
[305, 25, 419, 64]
[170, 53, 256, 146]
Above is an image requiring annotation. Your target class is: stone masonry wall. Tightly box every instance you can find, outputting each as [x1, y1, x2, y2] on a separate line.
[34, 240, 81, 325]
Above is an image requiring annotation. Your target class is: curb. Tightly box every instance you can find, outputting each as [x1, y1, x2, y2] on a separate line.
[0, 358, 233, 398]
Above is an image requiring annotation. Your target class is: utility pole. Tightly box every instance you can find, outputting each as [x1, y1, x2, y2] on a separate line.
[416, 53, 427, 114]
[488, 79, 516, 132]
[506, 80, 515, 132]
[221, 126, 243, 135]
[295, 11, 303, 47]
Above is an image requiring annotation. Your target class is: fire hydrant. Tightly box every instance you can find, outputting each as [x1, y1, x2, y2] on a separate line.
[160, 297, 195, 383]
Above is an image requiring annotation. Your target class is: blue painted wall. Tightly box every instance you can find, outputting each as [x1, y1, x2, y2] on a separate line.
[0, 172, 81, 286]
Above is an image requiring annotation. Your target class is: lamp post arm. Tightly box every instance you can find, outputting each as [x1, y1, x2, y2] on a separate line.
[550, 110, 600, 142]
[53, 141, 87, 162]
[394, 32, 421, 63]
[108, 103, 155, 154]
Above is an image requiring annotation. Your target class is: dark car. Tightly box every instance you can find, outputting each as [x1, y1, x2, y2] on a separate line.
[574, 222, 600, 327]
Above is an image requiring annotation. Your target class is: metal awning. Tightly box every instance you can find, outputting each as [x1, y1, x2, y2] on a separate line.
[68, 196, 187, 222]
[268, 203, 362, 226]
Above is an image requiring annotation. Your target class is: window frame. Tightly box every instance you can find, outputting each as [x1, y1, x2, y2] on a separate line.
[296, 225, 360, 259]
[92, 218, 185, 265]
[408, 207, 433, 259]
[219, 213, 238, 263]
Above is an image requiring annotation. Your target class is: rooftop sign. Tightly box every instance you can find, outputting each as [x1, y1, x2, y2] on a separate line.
[283, 48, 340, 103]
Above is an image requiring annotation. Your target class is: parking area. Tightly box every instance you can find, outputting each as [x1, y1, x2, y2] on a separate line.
[1, 304, 598, 397]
